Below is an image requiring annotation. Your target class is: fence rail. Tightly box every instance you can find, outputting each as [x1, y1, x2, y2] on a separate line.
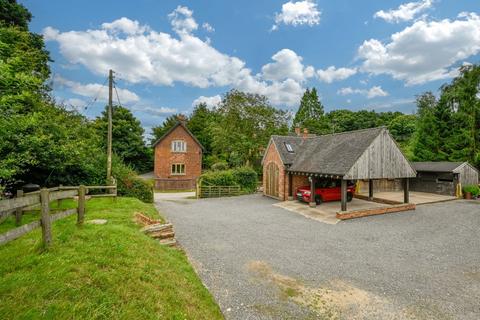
[0, 183, 117, 247]
[198, 185, 241, 198]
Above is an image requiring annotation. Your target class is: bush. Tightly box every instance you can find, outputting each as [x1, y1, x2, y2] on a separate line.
[232, 167, 258, 192]
[200, 167, 258, 193]
[211, 162, 229, 171]
[112, 159, 153, 203]
[463, 184, 480, 197]
[200, 170, 237, 187]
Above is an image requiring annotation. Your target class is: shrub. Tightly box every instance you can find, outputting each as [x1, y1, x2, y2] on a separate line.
[200, 167, 258, 193]
[211, 162, 229, 171]
[463, 184, 480, 197]
[232, 167, 258, 192]
[113, 160, 153, 203]
[200, 170, 237, 186]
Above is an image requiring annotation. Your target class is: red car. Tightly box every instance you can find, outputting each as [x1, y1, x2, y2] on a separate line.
[297, 179, 356, 205]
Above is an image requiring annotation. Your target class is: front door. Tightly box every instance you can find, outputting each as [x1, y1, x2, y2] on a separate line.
[265, 162, 279, 197]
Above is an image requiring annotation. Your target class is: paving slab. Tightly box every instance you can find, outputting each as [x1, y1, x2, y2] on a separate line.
[361, 191, 457, 205]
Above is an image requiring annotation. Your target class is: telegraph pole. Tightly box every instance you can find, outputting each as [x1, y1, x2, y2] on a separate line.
[106, 69, 113, 185]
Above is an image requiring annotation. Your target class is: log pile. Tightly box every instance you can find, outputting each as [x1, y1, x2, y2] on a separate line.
[134, 212, 176, 247]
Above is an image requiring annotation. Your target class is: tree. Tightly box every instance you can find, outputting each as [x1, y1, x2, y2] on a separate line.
[440, 65, 480, 166]
[151, 114, 185, 144]
[293, 88, 327, 134]
[188, 103, 216, 155]
[412, 92, 441, 161]
[0, 0, 32, 29]
[95, 105, 151, 173]
[210, 90, 289, 169]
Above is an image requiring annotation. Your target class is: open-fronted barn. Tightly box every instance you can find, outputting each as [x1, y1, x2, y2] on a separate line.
[262, 127, 417, 211]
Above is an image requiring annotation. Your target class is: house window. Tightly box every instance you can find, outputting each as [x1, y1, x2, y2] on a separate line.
[171, 140, 186, 152]
[171, 164, 185, 175]
[284, 142, 294, 153]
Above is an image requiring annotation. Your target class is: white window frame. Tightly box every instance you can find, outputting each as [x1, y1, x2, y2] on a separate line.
[171, 140, 186, 153]
[171, 163, 185, 175]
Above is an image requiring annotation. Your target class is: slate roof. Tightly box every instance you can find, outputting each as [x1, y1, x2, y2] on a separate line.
[287, 127, 385, 176]
[152, 122, 205, 150]
[411, 162, 464, 173]
[271, 135, 305, 165]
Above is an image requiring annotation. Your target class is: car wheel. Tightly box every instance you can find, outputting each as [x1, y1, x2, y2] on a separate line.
[315, 195, 323, 205]
[347, 192, 353, 202]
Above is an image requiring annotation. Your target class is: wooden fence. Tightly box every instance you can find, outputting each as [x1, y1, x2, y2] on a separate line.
[198, 185, 241, 198]
[0, 184, 117, 247]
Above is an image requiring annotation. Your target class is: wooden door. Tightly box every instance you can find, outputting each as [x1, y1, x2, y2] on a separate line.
[265, 163, 279, 197]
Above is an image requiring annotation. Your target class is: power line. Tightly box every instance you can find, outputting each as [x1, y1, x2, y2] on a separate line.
[113, 80, 122, 107]
[83, 76, 109, 110]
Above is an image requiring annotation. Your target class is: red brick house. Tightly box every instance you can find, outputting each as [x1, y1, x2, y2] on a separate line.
[261, 127, 416, 211]
[153, 121, 204, 190]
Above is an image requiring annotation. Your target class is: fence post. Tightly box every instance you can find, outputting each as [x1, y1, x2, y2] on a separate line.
[40, 188, 52, 248]
[15, 190, 24, 226]
[57, 184, 63, 208]
[77, 185, 86, 225]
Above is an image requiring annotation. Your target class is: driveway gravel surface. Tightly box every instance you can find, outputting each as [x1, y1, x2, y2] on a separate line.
[155, 194, 480, 320]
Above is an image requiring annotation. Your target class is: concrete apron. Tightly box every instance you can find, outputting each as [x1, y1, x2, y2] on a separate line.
[274, 198, 392, 225]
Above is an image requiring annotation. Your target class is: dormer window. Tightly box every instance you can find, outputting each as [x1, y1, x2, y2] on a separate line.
[171, 140, 186, 152]
[285, 142, 294, 153]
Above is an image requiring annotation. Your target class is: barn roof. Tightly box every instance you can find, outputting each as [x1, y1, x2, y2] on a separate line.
[287, 127, 385, 176]
[412, 161, 465, 173]
[266, 127, 416, 179]
[270, 135, 306, 165]
[152, 121, 205, 151]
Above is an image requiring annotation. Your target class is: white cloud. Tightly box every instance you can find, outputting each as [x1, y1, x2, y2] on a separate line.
[168, 6, 198, 35]
[261, 49, 313, 82]
[272, 0, 321, 30]
[374, 0, 433, 23]
[44, 10, 309, 107]
[337, 86, 389, 99]
[102, 17, 148, 35]
[192, 95, 222, 108]
[358, 12, 480, 85]
[202, 22, 215, 33]
[55, 75, 140, 103]
[131, 105, 177, 116]
[316, 66, 357, 83]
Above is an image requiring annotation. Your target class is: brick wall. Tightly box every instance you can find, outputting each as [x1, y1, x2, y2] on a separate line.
[154, 125, 202, 190]
[290, 175, 309, 199]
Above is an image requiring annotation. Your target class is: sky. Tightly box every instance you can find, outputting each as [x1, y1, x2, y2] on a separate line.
[22, 0, 480, 135]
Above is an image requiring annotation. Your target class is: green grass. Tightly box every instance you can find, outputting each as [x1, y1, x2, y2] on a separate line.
[0, 197, 223, 320]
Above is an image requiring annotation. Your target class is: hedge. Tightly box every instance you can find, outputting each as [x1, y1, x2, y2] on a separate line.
[200, 167, 258, 193]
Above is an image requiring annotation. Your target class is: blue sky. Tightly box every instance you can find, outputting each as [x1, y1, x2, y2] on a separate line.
[23, 0, 480, 134]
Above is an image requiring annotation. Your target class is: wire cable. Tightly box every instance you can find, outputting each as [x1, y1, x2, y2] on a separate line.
[83, 76, 109, 110]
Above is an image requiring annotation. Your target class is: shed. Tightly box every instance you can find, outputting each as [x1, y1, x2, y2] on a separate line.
[410, 162, 479, 196]
[262, 127, 417, 211]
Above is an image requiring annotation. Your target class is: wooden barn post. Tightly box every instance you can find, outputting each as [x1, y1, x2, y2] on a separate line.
[341, 179, 347, 212]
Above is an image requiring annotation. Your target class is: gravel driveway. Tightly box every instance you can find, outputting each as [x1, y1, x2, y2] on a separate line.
[155, 194, 480, 320]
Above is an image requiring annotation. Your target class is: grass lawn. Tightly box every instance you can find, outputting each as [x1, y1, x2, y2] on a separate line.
[0, 197, 223, 320]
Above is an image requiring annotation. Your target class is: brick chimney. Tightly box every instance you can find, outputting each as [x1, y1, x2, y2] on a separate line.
[303, 128, 309, 139]
[177, 114, 186, 125]
[294, 127, 301, 136]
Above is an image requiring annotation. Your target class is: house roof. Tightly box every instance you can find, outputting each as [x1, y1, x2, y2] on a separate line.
[411, 161, 465, 173]
[287, 127, 385, 176]
[152, 122, 205, 151]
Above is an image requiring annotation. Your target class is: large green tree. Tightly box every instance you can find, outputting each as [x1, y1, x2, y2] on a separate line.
[211, 90, 289, 169]
[412, 92, 442, 161]
[188, 103, 216, 155]
[293, 88, 327, 133]
[95, 106, 152, 173]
